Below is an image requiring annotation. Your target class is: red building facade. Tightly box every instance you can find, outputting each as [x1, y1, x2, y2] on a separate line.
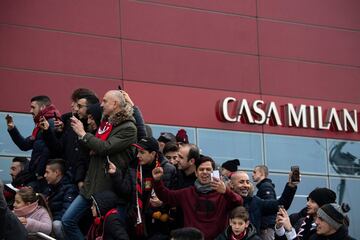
[1, 0, 360, 237]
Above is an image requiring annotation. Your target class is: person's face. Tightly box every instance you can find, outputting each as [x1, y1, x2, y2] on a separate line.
[44, 166, 60, 185]
[10, 162, 22, 180]
[91, 202, 98, 217]
[229, 217, 249, 236]
[195, 161, 213, 185]
[101, 92, 117, 117]
[87, 114, 97, 131]
[13, 193, 28, 209]
[177, 146, 191, 170]
[137, 149, 156, 165]
[71, 101, 77, 114]
[252, 167, 263, 182]
[75, 98, 88, 119]
[306, 198, 320, 216]
[231, 173, 251, 197]
[315, 216, 337, 236]
[220, 168, 231, 178]
[30, 101, 43, 119]
[165, 151, 178, 165]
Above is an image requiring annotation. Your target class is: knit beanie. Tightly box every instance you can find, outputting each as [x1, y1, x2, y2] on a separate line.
[176, 129, 189, 144]
[221, 159, 240, 172]
[317, 203, 348, 231]
[308, 188, 336, 207]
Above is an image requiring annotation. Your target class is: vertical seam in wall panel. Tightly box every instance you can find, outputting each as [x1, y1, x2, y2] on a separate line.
[118, 0, 125, 87]
[255, 0, 266, 163]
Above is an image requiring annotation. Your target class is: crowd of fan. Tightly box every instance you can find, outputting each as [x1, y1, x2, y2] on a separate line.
[0, 88, 354, 240]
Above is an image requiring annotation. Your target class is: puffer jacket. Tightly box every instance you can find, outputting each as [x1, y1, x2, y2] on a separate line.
[215, 223, 261, 240]
[47, 173, 78, 220]
[256, 178, 277, 230]
[80, 111, 137, 199]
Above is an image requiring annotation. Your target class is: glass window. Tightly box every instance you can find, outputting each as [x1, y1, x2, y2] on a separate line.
[264, 134, 327, 174]
[148, 124, 196, 144]
[0, 112, 33, 157]
[327, 140, 360, 177]
[197, 128, 262, 169]
[330, 177, 359, 238]
[0, 156, 14, 183]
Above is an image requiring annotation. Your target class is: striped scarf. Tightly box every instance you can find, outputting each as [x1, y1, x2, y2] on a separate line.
[135, 156, 161, 224]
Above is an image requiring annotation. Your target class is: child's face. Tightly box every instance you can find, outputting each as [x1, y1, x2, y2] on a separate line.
[229, 217, 249, 236]
[13, 194, 27, 209]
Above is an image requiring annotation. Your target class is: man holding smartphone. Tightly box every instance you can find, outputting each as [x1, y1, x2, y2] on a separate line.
[6, 95, 60, 193]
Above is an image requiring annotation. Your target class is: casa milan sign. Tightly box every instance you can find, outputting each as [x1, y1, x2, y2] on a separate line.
[218, 97, 358, 133]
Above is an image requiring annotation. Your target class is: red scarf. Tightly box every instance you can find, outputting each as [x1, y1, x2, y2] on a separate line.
[95, 120, 113, 141]
[231, 230, 246, 240]
[31, 104, 61, 139]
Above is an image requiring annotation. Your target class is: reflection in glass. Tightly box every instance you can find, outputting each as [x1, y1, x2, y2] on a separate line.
[197, 129, 262, 169]
[0, 112, 32, 157]
[330, 177, 359, 238]
[264, 134, 327, 174]
[328, 141, 360, 176]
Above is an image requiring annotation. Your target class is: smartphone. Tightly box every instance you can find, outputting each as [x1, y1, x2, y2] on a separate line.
[211, 170, 220, 180]
[5, 114, 13, 124]
[278, 205, 284, 210]
[291, 166, 300, 182]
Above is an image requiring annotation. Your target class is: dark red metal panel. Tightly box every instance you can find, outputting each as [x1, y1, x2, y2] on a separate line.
[122, 40, 260, 93]
[258, 0, 360, 30]
[0, 69, 122, 114]
[123, 80, 264, 132]
[121, 0, 257, 54]
[139, 0, 256, 16]
[124, 81, 360, 140]
[0, 25, 122, 78]
[260, 57, 360, 104]
[0, 0, 120, 37]
[258, 20, 360, 67]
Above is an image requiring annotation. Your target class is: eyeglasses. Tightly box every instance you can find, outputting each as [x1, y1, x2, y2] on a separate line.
[77, 104, 87, 109]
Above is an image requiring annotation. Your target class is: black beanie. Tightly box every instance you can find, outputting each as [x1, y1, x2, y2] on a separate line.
[221, 159, 240, 172]
[308, 188, 336, 207]
[317, 203, 349, 230]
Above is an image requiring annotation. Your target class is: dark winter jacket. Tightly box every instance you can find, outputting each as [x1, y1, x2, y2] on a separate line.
[175, 170, 197, 190]
[133, 106, 147, 141]
[244, 183, 297, 234]
[88, 191, 129, 240]
[43, 113, 90, 184]
[154, 180, 243, 240]
[47, 174, 78, 220]
[215, 223, 261, 240]
[80, 111, 137, 199]
[4, 169, 38, 208]
[0, 180, 27, 240]
[8, 121, 56, 178]
[308, 225, 351, 240]
[159, 153, 177, 190]
[256, 178, 277, 229]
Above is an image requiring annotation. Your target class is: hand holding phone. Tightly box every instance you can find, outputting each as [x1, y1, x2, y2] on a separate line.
[291, 166, 300, 183]
[211, 170, 220, 180]
[5, 114, 14, 129]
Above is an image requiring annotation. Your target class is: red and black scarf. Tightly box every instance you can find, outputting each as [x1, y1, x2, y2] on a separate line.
[31, 104, 60, 139]
[95, 120, 113, 141]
